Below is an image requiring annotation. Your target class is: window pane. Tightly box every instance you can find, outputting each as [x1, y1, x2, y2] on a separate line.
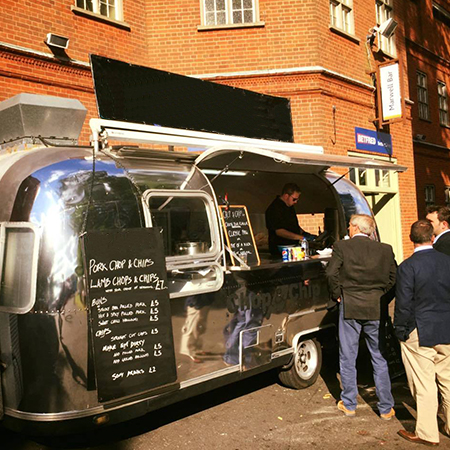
[232, 0, 242, 8]
[382, 170, 390, 188]
[100, 1, 107, 16]
[243, 9, 253, 22]
[0, 228, 36, 312]
[205, 11, 216, 25]
[243, 0, 253, 8]
[216, 11, 226, 24]
[359, 169, 367, 186]
[205, 0, 215, 11]
[217, 0, 226, 9]
[148, 197, 212, 257]
[77, 0, 94, 11]
[233, 10, 243, 23]
[375, 170, 381, 187]
[349, 168, 356, 184]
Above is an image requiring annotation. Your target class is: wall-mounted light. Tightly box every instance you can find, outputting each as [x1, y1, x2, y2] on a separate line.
[414, 134, 426, 141]
[367, 18, 398, 44]
[376, 18, 398, 39]
[46, 33, 69, 50]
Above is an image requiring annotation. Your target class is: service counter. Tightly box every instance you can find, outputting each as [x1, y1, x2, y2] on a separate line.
[227, 254, 331, 271]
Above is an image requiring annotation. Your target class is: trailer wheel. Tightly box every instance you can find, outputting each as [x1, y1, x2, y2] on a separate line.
[278, 338, 322, 389]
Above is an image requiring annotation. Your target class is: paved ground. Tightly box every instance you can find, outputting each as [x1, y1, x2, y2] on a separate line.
[2, 345, 450, 450]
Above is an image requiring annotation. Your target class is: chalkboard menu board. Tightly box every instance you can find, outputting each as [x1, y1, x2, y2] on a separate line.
[219, 205, 260, 267]
[82, 228, 178, 403]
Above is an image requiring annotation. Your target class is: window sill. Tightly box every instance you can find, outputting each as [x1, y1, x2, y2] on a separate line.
[329, 26, 360, 44]
[198, 21, 265, 31]
[419, 117, 432, 123]
[375, 47, 397, 59]
[71, 6, 131, 31]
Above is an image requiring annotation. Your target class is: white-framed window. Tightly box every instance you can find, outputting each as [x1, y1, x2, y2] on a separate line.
[75, 0, 123, 21]
[438, 81, 449, 126]
[425, 184, 436, 205]
[376, 0, 396, 55]
[202, 0, 258, 26]
[329, 0, 354, 34]
[0, 222, 40, 314]
[417, 71, 430, 121]
[349, 167, 394, 191]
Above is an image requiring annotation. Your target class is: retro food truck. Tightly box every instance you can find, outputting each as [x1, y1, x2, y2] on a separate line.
[0, 57, 406, 435]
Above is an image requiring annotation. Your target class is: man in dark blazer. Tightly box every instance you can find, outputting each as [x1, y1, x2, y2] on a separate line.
[395, 219, 450, 446]
[326, 214, 396, 420]
[426, 205, 450, 256]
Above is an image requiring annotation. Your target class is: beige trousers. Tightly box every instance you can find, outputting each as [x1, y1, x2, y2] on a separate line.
[400, 328, 450, 443]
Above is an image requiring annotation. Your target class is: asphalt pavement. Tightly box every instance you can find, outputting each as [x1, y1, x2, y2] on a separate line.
[2, 343, 450, 450]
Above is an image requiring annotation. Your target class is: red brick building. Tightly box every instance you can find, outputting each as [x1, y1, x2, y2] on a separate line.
[0, 0, 418, 259]
[405, 0, 450, 218]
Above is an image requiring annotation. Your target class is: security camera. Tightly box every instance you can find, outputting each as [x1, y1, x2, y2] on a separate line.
[46, 33, 69, 50]
[378, 18, 398, 39]
[414, 134, 426, 141]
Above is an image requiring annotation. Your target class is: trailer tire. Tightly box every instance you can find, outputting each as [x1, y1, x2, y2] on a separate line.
[278, 338, 322, 389]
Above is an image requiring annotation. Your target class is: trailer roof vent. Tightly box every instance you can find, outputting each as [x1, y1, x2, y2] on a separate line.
[0, 93, 87, 146]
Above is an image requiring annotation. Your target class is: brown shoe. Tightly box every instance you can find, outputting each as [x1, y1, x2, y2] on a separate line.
[380, 408, 395, 421]
[397, 430, 439, 446]
[337, 400, 356, 417]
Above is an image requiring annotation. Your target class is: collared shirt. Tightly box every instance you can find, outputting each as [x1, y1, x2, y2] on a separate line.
[414, 244, 433, 253]
[352, 233, 369, 238]
[434, 228, 450, 244]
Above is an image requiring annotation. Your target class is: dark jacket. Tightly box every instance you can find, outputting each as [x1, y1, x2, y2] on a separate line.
[394, 248, 450, 346]
[326, 236, 396, 320]
[434, 231, 450, 257]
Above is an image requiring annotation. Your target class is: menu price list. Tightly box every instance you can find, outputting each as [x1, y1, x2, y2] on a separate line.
[219, 205, 259, 266]
[82, 228, 178, 403]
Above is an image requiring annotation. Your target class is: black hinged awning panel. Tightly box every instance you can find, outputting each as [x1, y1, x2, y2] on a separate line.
[90, 55, 294, 143]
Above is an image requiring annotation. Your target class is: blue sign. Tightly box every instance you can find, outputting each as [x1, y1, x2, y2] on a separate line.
[354, 127, 392, 156]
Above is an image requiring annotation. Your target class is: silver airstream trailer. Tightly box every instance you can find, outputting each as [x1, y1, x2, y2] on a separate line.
[0, 93, 406, 434]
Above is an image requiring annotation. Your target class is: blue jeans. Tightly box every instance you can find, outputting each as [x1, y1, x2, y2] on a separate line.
[339, 303, 394, 414]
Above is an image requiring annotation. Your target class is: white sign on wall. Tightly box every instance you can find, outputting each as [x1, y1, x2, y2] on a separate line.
[379, 62, 402, 122]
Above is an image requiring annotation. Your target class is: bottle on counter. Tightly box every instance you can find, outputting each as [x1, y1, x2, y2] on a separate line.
[301, 237, 309, 258]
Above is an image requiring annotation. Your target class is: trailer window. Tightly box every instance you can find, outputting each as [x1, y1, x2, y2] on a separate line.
[143, 190, 223, 298]
[144, 191, 219, 258]
[0, 223, 39, 314]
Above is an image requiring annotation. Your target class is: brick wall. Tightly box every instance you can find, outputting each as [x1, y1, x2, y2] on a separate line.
[404, 0, 450, 218]
[0, 0, 418, 256]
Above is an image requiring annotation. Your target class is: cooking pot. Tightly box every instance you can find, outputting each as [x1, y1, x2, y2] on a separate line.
[176, 241, 208, 255]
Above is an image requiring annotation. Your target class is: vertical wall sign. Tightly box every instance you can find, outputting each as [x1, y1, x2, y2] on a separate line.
[82, 228, 178, 403]
[377, 61, 404, 125]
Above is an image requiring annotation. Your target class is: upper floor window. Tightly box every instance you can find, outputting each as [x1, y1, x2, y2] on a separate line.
[417, 71, 430, 121]
[329, 0, 354, 35]
[445, 186, 450, 207]
[438, 81, 449, 126]
[202, 0, 257, 26]
[433, 1, 450, 27]
[376, 0, 396, 55]
[425, 184, 435, 206]
[75, 0, 123, 21]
